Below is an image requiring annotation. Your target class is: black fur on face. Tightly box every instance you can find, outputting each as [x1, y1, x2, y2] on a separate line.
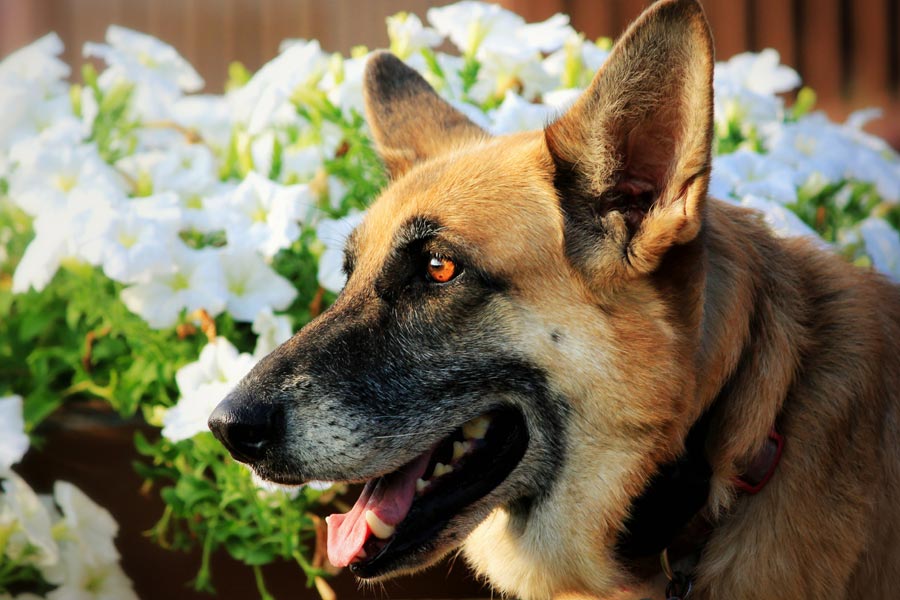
[227, 216, 568, 513]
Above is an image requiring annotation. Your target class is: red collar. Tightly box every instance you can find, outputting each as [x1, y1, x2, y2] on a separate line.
[734, 428, 785, 494]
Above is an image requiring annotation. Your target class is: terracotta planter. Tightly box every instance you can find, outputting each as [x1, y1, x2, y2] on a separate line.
[17, 406, 491, 599]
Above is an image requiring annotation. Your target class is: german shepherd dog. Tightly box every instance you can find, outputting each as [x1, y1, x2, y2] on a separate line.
[209, 0, 900, 597]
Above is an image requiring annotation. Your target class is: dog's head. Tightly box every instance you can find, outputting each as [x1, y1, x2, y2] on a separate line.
[210, 0, 714, 596]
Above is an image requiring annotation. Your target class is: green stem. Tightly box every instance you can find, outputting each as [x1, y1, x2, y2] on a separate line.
[252, 565, 275, 600]
[194, 525, 216, 593]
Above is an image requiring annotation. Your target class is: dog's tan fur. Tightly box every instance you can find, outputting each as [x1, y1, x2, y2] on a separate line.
[354, 0, 900, 597]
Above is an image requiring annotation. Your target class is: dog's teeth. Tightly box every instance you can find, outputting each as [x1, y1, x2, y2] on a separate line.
[365, 510, 396, 539]
[432, 462, 453, 478]
[462, 415, 491, 440]
[452, 441, 472, 461]
[416, 478, 429, 493]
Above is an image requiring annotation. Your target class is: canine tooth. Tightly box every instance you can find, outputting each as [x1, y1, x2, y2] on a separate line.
[462, 416, 491, 440]
[365, 510, 396, 539]
[452, 441, 471, 461]
[432, 462, 454, 478]
[416, 478, 429, 493]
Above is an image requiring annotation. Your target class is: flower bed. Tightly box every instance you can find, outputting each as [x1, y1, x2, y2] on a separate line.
[1, 1, 899, 598]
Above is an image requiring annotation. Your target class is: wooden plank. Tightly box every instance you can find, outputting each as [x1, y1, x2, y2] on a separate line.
[498, 0, 566, 23]
[569, 0, 616, 40]
[618, 0, 650, 32]
[752, 0, 795, 67]
[704, 0, 748, 60]
[850, 0, 890, 105]
[798, 0, 842, 101]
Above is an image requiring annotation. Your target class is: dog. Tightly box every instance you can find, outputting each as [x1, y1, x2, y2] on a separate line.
[209, 0, 900, 597]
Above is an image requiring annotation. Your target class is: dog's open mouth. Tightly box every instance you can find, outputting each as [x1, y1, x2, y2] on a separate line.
[326, 406, 528, 578]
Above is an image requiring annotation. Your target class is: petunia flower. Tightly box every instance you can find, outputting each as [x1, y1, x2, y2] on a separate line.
[488, 90, 558, 134]
[162, 338, 257, 442]
[222, 171, 315, 259]
[52, 482, 119, 568]
[0, 395, 29, 472]
[120, 243, 227, 329]
[316, 212, 366, 293]
[427, 2, 525, 58]
[74, 192, 182, 284]
[252, 308, 294, 359]
[43, 541, 138, 600]
[859, 218, 900, 282]
[711, 149, 799, 204]
[219, 244, 298, 322]
[387, 12, 443, 60]
[84, 25, 203, 96]
[0, 471, 58, 568]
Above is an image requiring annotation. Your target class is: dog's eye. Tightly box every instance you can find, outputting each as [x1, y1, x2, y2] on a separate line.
[426, 256, 457, 283]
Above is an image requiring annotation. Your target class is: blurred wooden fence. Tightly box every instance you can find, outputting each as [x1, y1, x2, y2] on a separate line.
[1, 0, 898, 147]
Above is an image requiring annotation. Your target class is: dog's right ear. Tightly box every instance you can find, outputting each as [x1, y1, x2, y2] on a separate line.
[364, 52, 486, 179]
[545, 0, 714, 281]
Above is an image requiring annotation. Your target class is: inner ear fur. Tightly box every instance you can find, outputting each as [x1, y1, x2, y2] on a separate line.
[545, 0, 714, 279]
[363, 51, 487, 179]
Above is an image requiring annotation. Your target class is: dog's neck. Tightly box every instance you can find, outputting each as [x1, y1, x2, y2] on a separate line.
[694, 201, 807, 509]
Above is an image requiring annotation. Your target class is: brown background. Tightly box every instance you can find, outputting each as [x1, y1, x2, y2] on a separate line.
[0, 0, 898, 147]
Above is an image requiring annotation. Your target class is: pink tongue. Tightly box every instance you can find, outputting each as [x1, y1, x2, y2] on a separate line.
[326, 451, 432, 568]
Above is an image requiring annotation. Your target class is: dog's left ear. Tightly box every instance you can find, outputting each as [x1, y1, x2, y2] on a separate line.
[364, 52, 487, 179]
[545, 0, 713, 279]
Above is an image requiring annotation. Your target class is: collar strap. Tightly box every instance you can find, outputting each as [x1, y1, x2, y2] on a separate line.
[733, 429, 784, 494]
[617, 415, 785, 564]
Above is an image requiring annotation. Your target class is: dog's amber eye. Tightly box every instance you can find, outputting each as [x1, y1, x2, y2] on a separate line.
[426, 256, 457, 283]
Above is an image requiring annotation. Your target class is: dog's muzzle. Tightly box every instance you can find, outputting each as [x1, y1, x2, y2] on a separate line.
[208, 389, 284, 464]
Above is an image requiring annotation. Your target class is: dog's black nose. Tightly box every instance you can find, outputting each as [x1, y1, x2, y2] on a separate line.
[208, 388, 283, 463]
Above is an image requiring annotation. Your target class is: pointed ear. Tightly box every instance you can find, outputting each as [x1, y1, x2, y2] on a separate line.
[363, 52, 487, 179]
[545, 0, 714, 280]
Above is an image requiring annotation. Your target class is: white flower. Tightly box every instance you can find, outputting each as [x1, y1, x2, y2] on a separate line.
[228, 40, 327, 135]
[710, 149, 798, 204]
[474, 46, 558, 102]
[321, 54, 369, 116]
[8, 143, 125, 218]
[427, 2, 525, 57]
[387, 12, 443, 60]
[0, 88, 77, 154]
[120, 244, 227, 329]
[116, 143, 218, 197]
[74, 192, 182, 284]
[44, 543, 137, 600]
[219, 245, 297, 322]
[764, 113, 861, 184]
[0, 396, 29, 471]
[713, 50, 798, 134]
[84, 25, 203, 95]
[171, 94, 233, 151]
[734, 194, 821, 240]
[52, 482, 119, 568]
[11, 187, 122, 294]
[489, 90, 557, 134]
[162, 338, 257, 442]
[543, 32, 608, 88]
[859, 218, 900, 282]
[316, 212, 365, 293]
[0, 33, 69, 94]
[252, 308, 294, 358]
[222, 172, 314, 259]
[716, 49, 800, 96]
[0, 471, 58, 567]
